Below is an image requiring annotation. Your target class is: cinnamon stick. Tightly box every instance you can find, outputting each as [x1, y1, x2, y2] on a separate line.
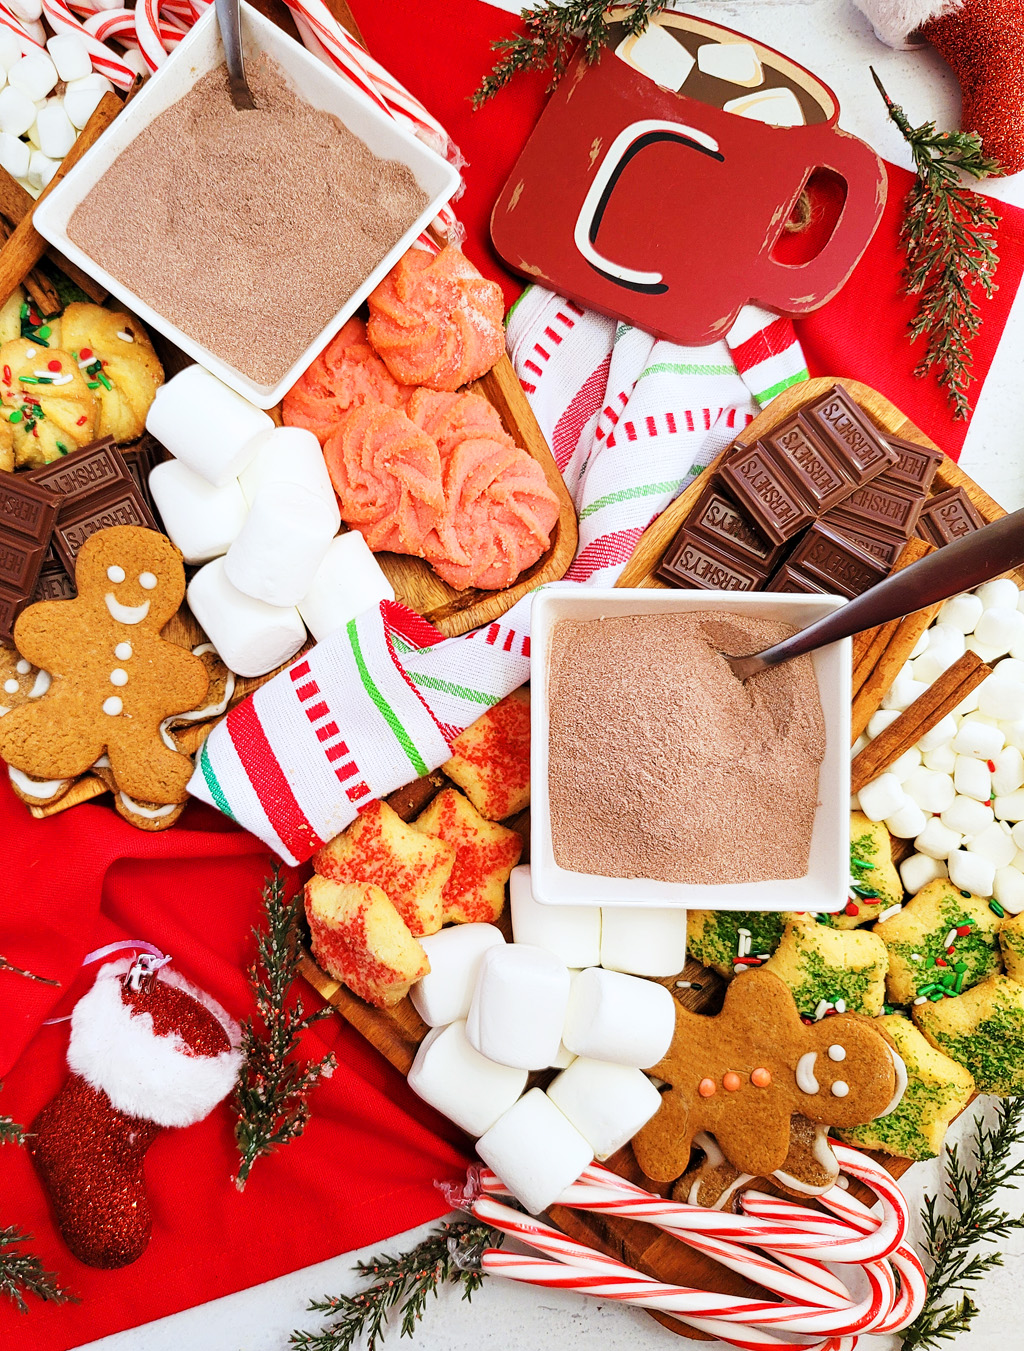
[851, 596, 947, 743]
[851, 538, 934, 696]
[0, 92, 122, 308]
[852, 651, 990, 793]
[0, 168, 108, 304]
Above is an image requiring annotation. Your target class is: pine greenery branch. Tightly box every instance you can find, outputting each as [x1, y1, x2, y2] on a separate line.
[233, 865, 336, 1191]
[290, 1220, 503, 1351]
[872, 70, 1002, 421]
[473, 0, 668, 107]
[900, 1096, 1024, 1351]
[0, 1227, 77, 1314]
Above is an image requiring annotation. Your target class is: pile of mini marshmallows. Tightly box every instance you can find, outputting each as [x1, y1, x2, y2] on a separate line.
[146, 366, 393, 678]
[855, 577, 1024, 915]
[0, 33, 111, 196]
[408, 864, 689, 1215]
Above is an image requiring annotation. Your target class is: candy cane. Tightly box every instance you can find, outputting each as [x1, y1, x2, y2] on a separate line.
[41, 0, 134, 86]
[0, 2, 43, 52]
[83, 8, 183, 48]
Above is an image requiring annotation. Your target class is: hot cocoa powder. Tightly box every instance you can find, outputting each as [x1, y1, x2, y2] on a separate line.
[67, 57, 429, 386]
[547, 612, 826, 884]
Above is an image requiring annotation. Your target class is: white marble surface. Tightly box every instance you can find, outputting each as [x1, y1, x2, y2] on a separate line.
[75, 4, 1024, 1348]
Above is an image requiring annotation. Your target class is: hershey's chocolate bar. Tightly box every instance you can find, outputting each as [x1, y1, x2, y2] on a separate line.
[882, 434, 944, 494]
[718, 444, 815, 545]
[32, 555, 76, 602]
[764, 415, 853, 512]
[0, 469, 60, 642]
[917, 487, 985, 546]
[788, 522, 889, 598]
[53, 487, 156, 576]
[803, 386, 897, 481]
[764, 564, 832, 594]
[684, 477, 787, 568]
[825, 516, 904, 568]
[25, 438, 120, 498]
[657, 530, 769, 591]
[823, 475, 924, 541]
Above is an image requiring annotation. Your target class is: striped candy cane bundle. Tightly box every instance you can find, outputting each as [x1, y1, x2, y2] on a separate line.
[472, 1146, 925, 1350]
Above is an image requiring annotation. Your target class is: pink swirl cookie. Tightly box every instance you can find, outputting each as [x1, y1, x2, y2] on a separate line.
[324, 403, 444, 554]
[282, 317, 415, 445]
[367, 246, 505, 391]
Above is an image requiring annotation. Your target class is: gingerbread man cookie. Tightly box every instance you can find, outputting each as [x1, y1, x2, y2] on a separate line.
[0, 526, 208, 804]
[632, 969, 903, 1184]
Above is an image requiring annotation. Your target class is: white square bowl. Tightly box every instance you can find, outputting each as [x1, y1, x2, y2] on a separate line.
[33, 3, 461, 408]
[530, 587, 851, 911]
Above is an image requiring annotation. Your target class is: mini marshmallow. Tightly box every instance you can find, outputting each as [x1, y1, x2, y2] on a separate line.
[992, 746, 1024, 797]
[696, 39, 763, 86]
[994, 865, 1024, 915]
[0, 85, 36, 137]
[46, 33, 91, 83]
[551, 1042, 576, 1070]
[994, 790, 1024, 822]
[407, 1021, 527, 1138]
[966, 636, 1006, 664]
[225, 482, 338, 607]
[852, 734, 869, 756]
[997, 659, 1024, 683]
[857, 772, 906, 823]
[902, 767, 955, 814]
[923, 744, 957, 774]
[466, 944, 570, 1070]
[953, 754, 993, 803]
[867, 709, 902, 739]
[476, 1089, 592, 1215]
[33, 100, 75, 159]
[915, 816, 963, 860]
[937, 593, 984, 634]
[882, 672, 928, 712]
[0, 130, 28, 179]
[900, 852, 948, 894]
[409, 924, 505, 1028]
[146, 365, 272, 486]
[913, 625, 966, 683]
[941, 794, 994, 837]
[148, 459, 249, 564]
[889, 747, 923, 782]
[186, 556, 305, 679]
[947, 848, 995, 898]
[547, 1058, 662, 1161]
[0, 30, 20, 72]
[600, 905, 688, 977]
[238, 426, 339, 515]
[916, 714, 958, 754]
[1002, 720, 1024, 754]
[975, 578, 1021, 612]
[7, 0, 41, 20]
[8, 51, 56, 102]
[561, 967, 675, 1068]
[951, 717, 1004, 760]
[966, 821, 1017, 869]
[885, 801, 929, 839]
[296, 532, 395, 642]
[26, 149, 57, 191]
[1012, 821, 1024, 851]
[974, 607, 1024, 657]
[509, 865, 601, 968]
[978, 676, 1024, 723]
[63, 73, 113, 130]
[120, 47, 149, 80]
[909, 629, 930, 660]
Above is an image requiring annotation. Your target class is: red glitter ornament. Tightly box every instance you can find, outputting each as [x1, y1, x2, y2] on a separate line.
[29, 955, 242, 1269]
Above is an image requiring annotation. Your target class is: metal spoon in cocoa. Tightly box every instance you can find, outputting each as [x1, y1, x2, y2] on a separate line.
[726, 507, 1024, 681]
[216, 0, 257, 111]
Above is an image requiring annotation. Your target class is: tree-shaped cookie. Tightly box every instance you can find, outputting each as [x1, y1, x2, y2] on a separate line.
[0, 525, 208, 804]
[632, 969, 901, 1183]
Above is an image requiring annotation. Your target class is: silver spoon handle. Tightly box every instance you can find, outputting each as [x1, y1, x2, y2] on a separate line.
[751, 506, 1024, 671]
[216, 0, 256, 110]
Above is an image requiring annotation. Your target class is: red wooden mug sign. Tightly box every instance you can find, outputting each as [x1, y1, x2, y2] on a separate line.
[491, 11, 887, 346]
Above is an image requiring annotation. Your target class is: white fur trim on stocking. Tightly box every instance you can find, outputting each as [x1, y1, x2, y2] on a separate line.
[851, 0, 962, 48]
[67, 958, 243, 1128]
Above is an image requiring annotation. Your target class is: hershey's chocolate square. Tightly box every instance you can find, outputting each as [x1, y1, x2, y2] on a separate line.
[789, 522, 889, 598]
[718, 443, 815, 545]
[657, 530, 768, 591]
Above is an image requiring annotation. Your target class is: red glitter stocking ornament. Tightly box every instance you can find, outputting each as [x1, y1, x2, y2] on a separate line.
[30, 955, 243, 1269]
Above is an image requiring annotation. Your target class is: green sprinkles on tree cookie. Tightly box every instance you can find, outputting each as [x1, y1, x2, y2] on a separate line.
[686, 909, 789, 979]
[874, 880, 1001, 1005]
[837, 814, 904, 930]
[761, 919, 888, 1018]
[914, 973, 1024, 1096]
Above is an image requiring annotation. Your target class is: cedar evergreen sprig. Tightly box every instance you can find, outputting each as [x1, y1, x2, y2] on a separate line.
[0, 1228, 77, 1315]
[873, 70, 1003, 421]
[900, 1096, 1024, 1351]
[472, 0, 668, 106]
[290, 1220, 503, 1351]
[233, 865, 337, 1191]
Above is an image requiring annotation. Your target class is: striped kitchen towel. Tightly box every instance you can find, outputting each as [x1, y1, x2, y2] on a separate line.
[190, 294, 809, 859]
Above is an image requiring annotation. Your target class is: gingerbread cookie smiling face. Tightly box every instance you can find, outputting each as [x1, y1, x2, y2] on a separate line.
[632, 969, 902, 1184]
[0, 525, 208, 804]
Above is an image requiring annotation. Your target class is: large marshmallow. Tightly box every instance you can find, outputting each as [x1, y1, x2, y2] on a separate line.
[857, 773, 906, 823]
[238, 425, 339, 512]
[466, 944, 570, 1070]
[146, 365, 272, 486]
[149, 459, 249, 564]
[938, 593, 983, 634]
[994, 865, 1024, 915]
[547, 1058, 662, 1161]
[476, 1089, 592, 1214]
[509, 865, 601, 967]
[0, 130, 28, 179]
[562, 967, 675, 1068]
[407, 1021, 527, 1137]
[225, 482, 338, 608]
[902, 767, 955, 814]
[409, 923, 505, 1028]
[599, 905, 688, 977]
[900, 852, 948, 894]
[297, 532, 396, 642]
[947, 849, 995, 898]
[186, 556, 305, 678]
[966, 821, 1017, 868]
[0, 29, 19, 72]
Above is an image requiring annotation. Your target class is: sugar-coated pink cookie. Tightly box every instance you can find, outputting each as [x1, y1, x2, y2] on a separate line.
[367, 246, 505, 391]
